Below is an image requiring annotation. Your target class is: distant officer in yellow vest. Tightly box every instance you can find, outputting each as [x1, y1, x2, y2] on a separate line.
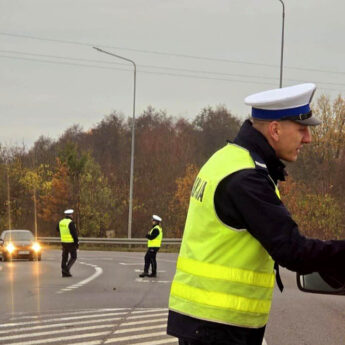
[139, 215, 163, 278]
[57, 209, 79, 277]
[167, 84, 345, 345]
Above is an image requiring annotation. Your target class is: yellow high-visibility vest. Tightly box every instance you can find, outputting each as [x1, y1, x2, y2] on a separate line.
[169, 143, 279, 328]
[148, 225, 163, 248]
[59, 218, 74, 243]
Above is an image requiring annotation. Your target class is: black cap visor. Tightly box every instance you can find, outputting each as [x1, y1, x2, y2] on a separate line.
[281, 111, 322, 126]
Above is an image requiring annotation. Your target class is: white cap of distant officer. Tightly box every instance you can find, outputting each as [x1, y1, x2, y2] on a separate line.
[64, 209, 74, 215]
[152, 215, 162, 222]
[245, 83, 321, 126]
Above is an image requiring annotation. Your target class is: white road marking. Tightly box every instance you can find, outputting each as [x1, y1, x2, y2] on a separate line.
[263, 339, 268, 345]
[79, 257, 114, 261]
[105, 331, 167, 344]
[1, 308, 177, 345]
[1, 309, 166, 329]
[1, 324, 114, 341]
[10, 307, 130, 319]
[57, 261, 103, 294]
[119, 262, 142, 266]
[134, 269, 166, 272]
[115, 324, 165, 334]
[127, 312, 168, 319]
[120, 254, 177, 264]
[136, 339, 178, 345]
[6, 331, 109, 345]
[0, 316, 123, 334]
[66, 342, 101, 345]
[0, 311, 129, 327]
[121, 317, 167, 326]
[135, 278, 171, 283]
[131, 308, 166, 314]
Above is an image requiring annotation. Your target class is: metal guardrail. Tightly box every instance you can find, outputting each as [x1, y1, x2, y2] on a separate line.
[38, 237, 182, 245]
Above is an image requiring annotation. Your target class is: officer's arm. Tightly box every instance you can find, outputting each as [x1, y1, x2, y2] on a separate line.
[146, 228, 159, 240]
[56, 223, 60, 233]
[217, 169, 345, 274]
[68, 222, 79, 246]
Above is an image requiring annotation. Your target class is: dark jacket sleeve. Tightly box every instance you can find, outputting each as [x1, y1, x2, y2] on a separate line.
[146, 228, 159, 240]
[68, 221, 79, 246]
[215, 169, 345, 274]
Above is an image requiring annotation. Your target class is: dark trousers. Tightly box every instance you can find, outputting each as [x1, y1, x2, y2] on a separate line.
[61, 243, 77, 273]
[144, 247, 159, 274]
[177, 325, 265, 345]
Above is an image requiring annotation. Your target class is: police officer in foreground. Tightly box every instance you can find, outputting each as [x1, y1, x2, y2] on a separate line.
[167, 83, 345, 345]
[57, 209, 79, 277]
[139, 215, 163, 278]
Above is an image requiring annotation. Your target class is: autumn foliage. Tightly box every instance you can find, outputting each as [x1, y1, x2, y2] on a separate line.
[0, 97, 345, 241]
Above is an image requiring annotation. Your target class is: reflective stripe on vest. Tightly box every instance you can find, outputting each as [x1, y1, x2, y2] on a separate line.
[169, 143, 278, 328]
[59, 218, 74, 243]
[148, 225, 163, 248]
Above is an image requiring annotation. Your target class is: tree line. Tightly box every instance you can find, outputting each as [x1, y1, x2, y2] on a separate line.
[1, 96, 344, 240]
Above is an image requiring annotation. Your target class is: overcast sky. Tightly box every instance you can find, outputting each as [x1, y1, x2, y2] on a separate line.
[1, 0, 345, 148]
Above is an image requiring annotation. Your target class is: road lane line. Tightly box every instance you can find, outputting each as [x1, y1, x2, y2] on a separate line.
[134, 338, 178, 345]
[0, 316, 123, 334]
[121, 317, 167, 326]
[120, 254, 177, 264]
[2, 310, 166, 328]
[57, 261, 103, 294]
[0, 324, 114, 341]
[263, 339, 267, 345]
[135, 278, 171, 283]
[134, 269, 166, 272]
[69, 339, 103, 345]
[115, 324, 165, 334]
[0, 311, 129, 327]
[6, 331, 109, 345]
[0, 308, 176, 345]
[10, 307, 129, 319]
[105, 331, 167, 344]
[127, 312, 168, 319]
[131, 308, 166, 314]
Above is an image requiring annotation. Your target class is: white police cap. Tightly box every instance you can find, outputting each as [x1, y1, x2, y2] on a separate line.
[64, 209, 74, 215]
[152, 214, 162, 222]
[245, 83, 321, 126]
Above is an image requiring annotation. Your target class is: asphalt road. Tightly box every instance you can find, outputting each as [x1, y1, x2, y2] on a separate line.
[0, 249, 344, 345]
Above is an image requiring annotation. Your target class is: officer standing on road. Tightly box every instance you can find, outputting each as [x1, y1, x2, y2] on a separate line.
[167, 83, 345, 345]
[139, 215, 163, 278]
[57, 209, 79, 277]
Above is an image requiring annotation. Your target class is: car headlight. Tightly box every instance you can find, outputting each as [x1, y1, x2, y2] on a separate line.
[32, 242, 41, 252]
[6, 243, 15, 253]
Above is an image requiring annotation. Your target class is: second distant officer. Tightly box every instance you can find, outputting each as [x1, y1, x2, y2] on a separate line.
[139, 215, 163, 278]
[57, 209, 79, 277]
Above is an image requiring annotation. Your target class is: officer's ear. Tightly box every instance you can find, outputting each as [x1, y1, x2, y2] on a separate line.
[267, 121, 281, 143]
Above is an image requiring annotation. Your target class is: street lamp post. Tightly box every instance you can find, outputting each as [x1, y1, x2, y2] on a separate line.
[277, 0, 285, 88]
[93, 47, 136, 239]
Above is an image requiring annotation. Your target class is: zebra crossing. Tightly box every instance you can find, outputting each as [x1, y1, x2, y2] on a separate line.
[0, 307, 178, 345]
